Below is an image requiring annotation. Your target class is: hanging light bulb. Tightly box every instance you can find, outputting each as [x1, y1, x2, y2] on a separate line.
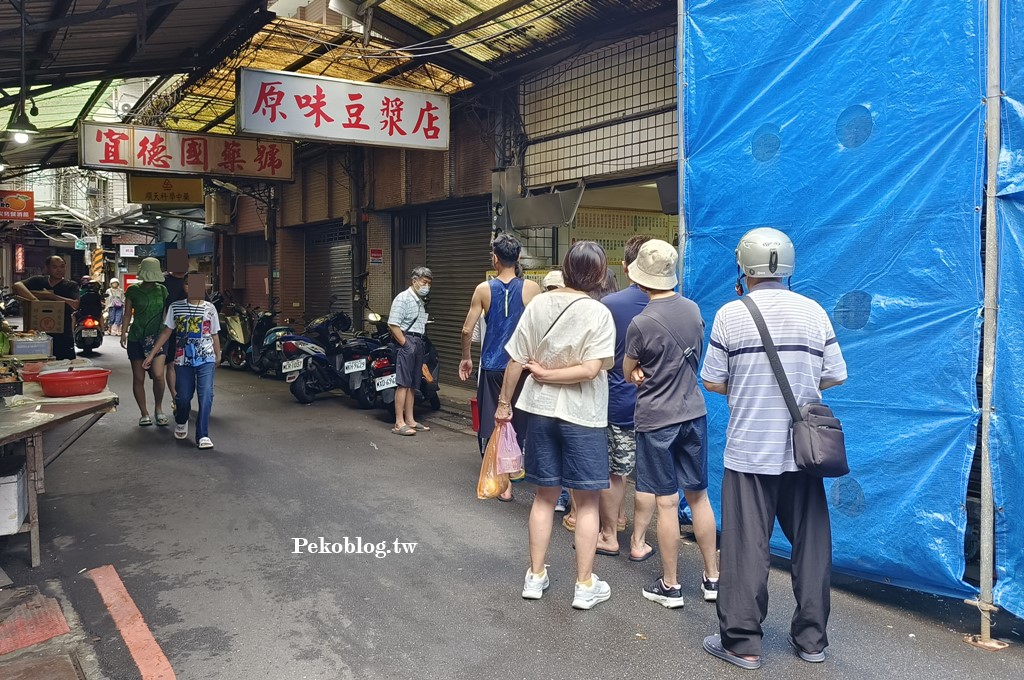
[9, 3, 38, 145]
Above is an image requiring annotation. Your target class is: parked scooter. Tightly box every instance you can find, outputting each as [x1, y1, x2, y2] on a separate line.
[370, 322, 442, 413]
[337, 308, 394, 408]
[214, 292, 254, 370]
[282, 298, 354, 403]
[0, 289, 20, 318]
[247, 300, 298, 376]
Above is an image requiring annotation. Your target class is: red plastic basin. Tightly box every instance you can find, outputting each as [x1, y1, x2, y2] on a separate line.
[37, 368, 111, 398]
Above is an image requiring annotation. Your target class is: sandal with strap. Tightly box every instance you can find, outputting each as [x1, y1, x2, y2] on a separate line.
[138, 416, 153, 427]
[154, 413, 169, 426]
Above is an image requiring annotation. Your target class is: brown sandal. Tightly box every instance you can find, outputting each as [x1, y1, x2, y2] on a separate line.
[562, 516, 576, 532]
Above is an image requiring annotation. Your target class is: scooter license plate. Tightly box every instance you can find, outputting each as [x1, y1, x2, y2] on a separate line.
[375, 374, 397, 391]
[281, 358, 304, 373]
[344, 359, 366, 374]
[82, 329, 98, 337]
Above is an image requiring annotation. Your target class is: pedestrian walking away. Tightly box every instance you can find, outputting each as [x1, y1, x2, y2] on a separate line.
[144, 274, 221, 449]
[387, 267, 432, 436]
[700, 227, 847, 670]
[622, 239, 718, 610]
[12, 255, 80, 360]
[122, 258, 170, 426]
[163, 265, 188, 403]
[459, 233, 542, 502]
[594, 234, 652, 552]
[496, 241, 616, 610]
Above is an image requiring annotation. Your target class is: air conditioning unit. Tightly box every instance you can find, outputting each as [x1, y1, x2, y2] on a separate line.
[204, 191, 234, 232]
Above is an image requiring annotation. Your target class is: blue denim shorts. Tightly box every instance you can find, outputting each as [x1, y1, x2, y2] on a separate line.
[524, 415, 609, 490]
[635, 415, 708, 495]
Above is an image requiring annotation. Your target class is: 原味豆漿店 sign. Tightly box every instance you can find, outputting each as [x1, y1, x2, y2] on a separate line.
[237, 68, 449, 151]
[0, 189, 34, 221]
[79, 122, 294, 181]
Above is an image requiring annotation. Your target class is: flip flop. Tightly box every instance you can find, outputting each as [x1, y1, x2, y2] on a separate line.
[496, 493, 513, 502]
[703, 635, 761, 670]
[562, 516, 576, 532]
[629, 544, 657, 562]
[154, 413, 169, 426]
[570, 544, 619, 557]
[411, 423, 431, 432]
[138, 416, 152, 427]
[391, 425, 416, 436]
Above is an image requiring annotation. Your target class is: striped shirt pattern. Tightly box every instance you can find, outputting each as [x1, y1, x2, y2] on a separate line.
[387, 288, 428, 335]
[701, 286, 847, 475]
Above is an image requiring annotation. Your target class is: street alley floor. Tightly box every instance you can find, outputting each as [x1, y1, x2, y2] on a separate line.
[0, 341, 1022, 679]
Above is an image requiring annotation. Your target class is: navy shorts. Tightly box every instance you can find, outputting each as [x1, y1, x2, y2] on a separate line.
[396, 335, 423, 388]
[635, 415, 708, 495]
[524, 415, 609, 491]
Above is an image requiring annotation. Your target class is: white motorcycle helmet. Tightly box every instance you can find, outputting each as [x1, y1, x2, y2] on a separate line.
[736, 227, 795, 278]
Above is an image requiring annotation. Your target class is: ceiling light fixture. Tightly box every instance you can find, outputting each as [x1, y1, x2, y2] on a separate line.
[9, 4, 39, 145]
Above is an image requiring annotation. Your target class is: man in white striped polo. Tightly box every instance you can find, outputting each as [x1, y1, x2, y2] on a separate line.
[700, 228, 847, 671]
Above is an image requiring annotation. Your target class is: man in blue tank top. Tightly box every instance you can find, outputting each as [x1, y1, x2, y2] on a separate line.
[459, 234, 542, 501]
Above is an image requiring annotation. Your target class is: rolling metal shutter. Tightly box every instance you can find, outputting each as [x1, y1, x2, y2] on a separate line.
[425, 198, 492, 386]
[305, 225, 353, 319]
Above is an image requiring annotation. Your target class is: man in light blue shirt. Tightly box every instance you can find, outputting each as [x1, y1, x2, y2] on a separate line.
[388, 266, 432, 436]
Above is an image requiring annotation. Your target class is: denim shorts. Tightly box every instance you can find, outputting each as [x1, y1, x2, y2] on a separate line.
[635, 415, 708, 495]
[525, 415, 609, 491]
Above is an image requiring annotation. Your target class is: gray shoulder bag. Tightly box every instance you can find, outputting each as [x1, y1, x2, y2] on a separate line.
[740, 296, 849, 478]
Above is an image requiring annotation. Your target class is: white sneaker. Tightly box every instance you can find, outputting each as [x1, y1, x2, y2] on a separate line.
[522, 568, 549, 600]
[572, 574, 611, 610]
[198, 437, 214, 450]
[174, 423, 188, 440]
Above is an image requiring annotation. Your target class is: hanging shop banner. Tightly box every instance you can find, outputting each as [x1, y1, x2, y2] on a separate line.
[236, 68, 449, 151]
[0, 189, 34, 221]
[127, 175, 204, 205]
[683, 1, 983, 601]
[79, 121, 294, 181]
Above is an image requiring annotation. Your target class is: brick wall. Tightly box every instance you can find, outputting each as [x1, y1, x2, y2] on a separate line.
[274, 228, 305, 326]
[454, 110, 494, 198]
[365, 211, 393, 322]
[371, 148, 405, 209]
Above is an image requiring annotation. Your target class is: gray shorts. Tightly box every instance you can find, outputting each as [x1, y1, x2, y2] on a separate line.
[607, 424, 636, 476]
[396, 335, 423, 388]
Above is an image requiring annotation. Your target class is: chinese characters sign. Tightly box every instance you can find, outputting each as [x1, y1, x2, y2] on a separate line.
[79, 122, 294, 181]
[0, 190, 34, 221]
[127, 175, 204, 205]
[237, 69, 450, 151]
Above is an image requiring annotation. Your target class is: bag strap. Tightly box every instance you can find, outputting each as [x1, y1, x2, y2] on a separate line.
[647, 317, 700, 375]
[540, 297, 588, 342]
[403, 290, 425, 333]
[739, 296, 802, 423]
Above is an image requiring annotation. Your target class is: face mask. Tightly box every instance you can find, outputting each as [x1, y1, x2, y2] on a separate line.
[416, 285, 430, 298]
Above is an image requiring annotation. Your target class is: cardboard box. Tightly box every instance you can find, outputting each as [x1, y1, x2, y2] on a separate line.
[0, 456, 27, 535]
[21, 299, 65, 333]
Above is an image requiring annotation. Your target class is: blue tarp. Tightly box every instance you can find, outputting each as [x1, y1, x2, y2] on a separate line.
[992, 1, 1024, 619]
[682, 1, 983, 599]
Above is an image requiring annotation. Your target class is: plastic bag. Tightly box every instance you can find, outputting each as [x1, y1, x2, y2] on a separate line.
[477, 426, 510, 499]
[497, 422, 524, 477]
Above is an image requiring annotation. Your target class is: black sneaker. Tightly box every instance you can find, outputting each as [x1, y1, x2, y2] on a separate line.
[701, 573, 719, 602]
[642, 578, 685, 608]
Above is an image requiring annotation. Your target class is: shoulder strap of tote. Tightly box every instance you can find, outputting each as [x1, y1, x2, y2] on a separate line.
[541, 297, 588, 342]
[739, 296, 802, 423]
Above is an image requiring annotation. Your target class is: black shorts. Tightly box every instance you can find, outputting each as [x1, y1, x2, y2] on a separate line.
[126, 335, 167, 362]
[635, 415, 709, 495]
[395, 335, 423, 388]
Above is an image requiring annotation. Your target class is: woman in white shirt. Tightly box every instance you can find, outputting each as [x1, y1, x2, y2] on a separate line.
[496, 241, 616, 610]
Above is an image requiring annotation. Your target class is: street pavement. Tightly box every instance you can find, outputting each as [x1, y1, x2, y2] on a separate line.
[1, 340, 1022, 679]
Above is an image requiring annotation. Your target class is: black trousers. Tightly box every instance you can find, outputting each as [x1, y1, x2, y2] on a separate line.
[50, 332, 76, 360]
[717, 469, 832, 656]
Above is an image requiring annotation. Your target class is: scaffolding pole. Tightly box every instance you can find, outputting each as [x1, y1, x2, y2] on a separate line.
[966, 0, 1009, 652]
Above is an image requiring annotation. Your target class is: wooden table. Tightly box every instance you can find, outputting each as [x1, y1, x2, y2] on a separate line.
[0, 392, 118, 568]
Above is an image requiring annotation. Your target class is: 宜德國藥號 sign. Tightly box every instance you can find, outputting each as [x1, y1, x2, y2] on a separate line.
[237, 69, 449, 151]
[79, 122, 294, 181]
[0, 190, 34, 221]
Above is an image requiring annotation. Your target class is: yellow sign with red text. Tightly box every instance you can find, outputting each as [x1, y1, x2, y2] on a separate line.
[0, 190, 34, 221]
